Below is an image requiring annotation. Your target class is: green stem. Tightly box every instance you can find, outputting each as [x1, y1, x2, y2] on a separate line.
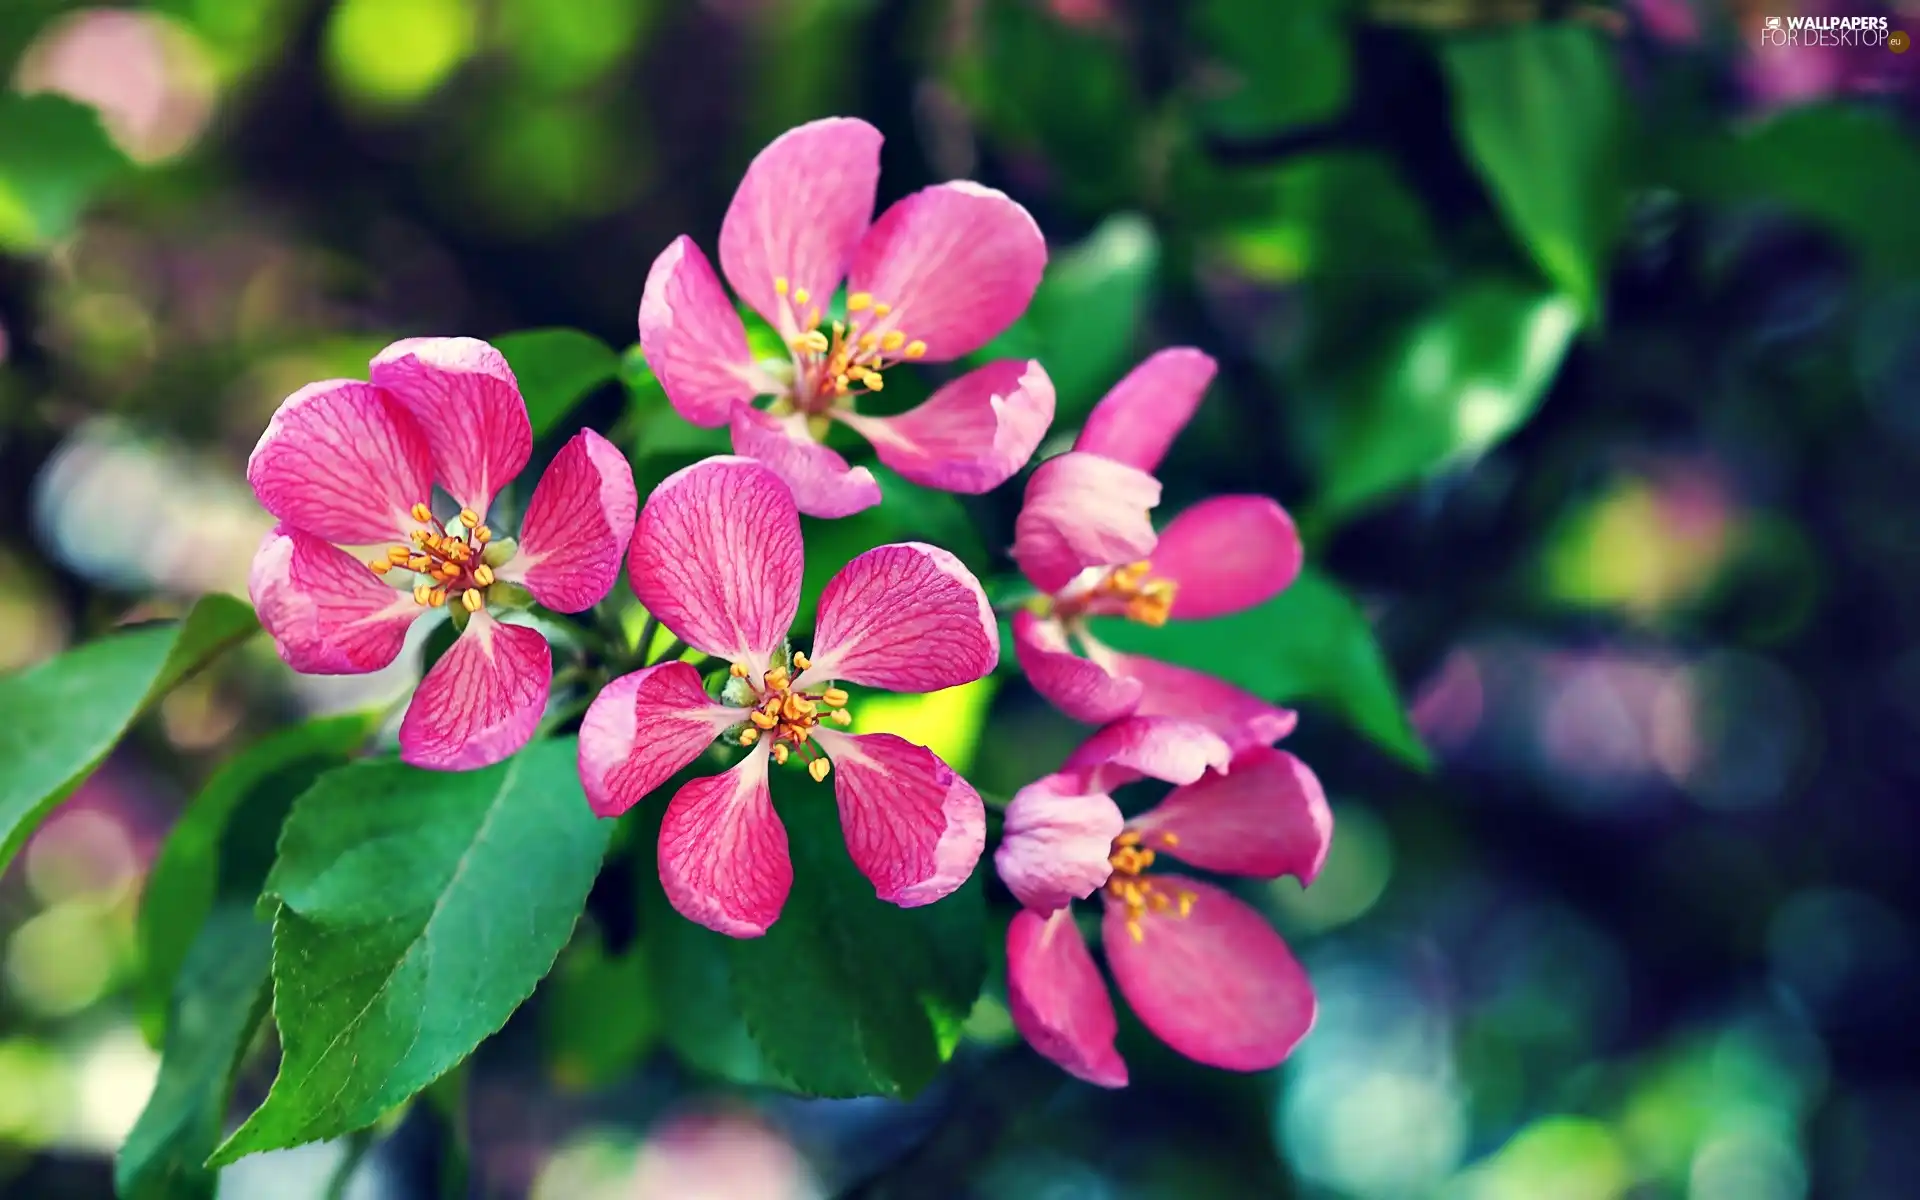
[633, 613, 661, 662]
[322, 1129, 374, 1200]
[647, 637, 689, 667]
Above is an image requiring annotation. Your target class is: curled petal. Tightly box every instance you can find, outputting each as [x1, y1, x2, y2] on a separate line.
[628, 456, 803, 674]
[1074, 348, 1216, 474]
[247, 379, 432, 545]
[1087, 646, 1297, 755]
[398, 613, 550, 772]
[249, 526, 420, 675]
[1147, 496, 1302, 621]
[837, 359, 1054, 494]
[848, 182, 1046, 362]
[729, 405, 881, 519]
[1103, 876, 1315, 1072]
[639, 236, 773, 428]
[1061, 715, 1232, 791]
[1006, 908, 1127, 1088]
[370, 337, 532, 517]
[658, 747, 792, 937]
[497, 429, 637, 613]
[812, 730, 984, 908]
[1012, 452, 1160, 596]
[995, 773, 1123, 914]
[1010, 611, 1142, 726]
[1132, 748, 1332, 883]
[578, 662, 743, 818]
[798, 542, 997, 693]
[719, 117, 882, 335]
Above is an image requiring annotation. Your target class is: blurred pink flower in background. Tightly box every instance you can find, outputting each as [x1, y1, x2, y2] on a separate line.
[13, 8, 216, 163]
[628, 1110, 822, 1200]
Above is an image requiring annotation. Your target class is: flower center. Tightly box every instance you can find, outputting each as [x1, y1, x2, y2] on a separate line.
[366, 502, 498, 614]
[774, 277, 926, 415]
[1053, 561, 1179, 627]
[1104, 829, 1194, 943]
[730, 649, 852, 782]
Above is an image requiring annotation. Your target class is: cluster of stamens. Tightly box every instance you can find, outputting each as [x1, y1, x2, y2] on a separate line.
[1104, 829, 1195, 943]
[366, 503, 497, 613]
[775, 277, 926, 412]
[1080, 561, 1178, 627]
[730, 650, 852, 782]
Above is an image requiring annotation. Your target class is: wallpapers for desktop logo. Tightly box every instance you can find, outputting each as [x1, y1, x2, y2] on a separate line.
[1758, 13, 1898, 47]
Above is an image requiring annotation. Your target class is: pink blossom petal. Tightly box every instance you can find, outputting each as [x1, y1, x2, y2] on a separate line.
[1131, 748, 1332, 883]
[628, 456, 803, 675]
[1010, 611, 1143, 725]
[1011, 452, 1161, 596]
[247, 379, 433, 545]
[496, 429, 636, 613]
[370, 337, 532, 517]
[797, 542, 997, 692]
[578, 662, 743, 818]
[811, 729, 984, 907]
[249, 526, 420, 675]
[1061, 715, 1232, 790]
[398, 613, 551, 772]
[836, 359, 1054, 494]
[1146, 495, 1302, 621]
[848, 182, 1047, 361]
[1073, 348, 1215, 473]
[995, 773, 1123, 913]
[639, 236, 774, 428]
[719, 117, 882, 334]
[1088, 647, 1297, 755]
[658, 746, 791, 937]
[1006, 907, 1127, 1088]
[1103, 876, 1314, 1072]
[729, 404, 882, 518]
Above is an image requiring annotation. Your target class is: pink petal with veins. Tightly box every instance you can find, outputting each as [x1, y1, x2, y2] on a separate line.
[995, 773, 1123, 913]
[499, 429, 636, 613]
[1006, 907, 1128, 1088]
[812, 729, 984, 908]
[1011, 452, 1161, 596]
[578, 662, 743, 818]
[249, 526, 420, 675]
[370, 337, 532, 518]
[837, 359, 1054, 494]
[1146, 495, 1302, 621]
[247, 379, 432, 545]
[398, 612, 550, 771]
[729, 404, 882, 519]
[1073, 348, 1215, 474]
[1010, 611, 1143, 726]
[798, 542, 997, 693]
[639, 236, 774, 428]
[1131, 747, 1332, 883]
[658, 746, 792, 937]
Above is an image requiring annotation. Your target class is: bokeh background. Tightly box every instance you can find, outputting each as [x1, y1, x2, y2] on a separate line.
[3, 0, 1919, 1196]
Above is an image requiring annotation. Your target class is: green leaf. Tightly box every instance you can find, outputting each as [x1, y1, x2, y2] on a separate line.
[137, 714, 376, 1045]
[727, 772, 988, 1098]
[211, 738, 612, 1162]
[0, 595, 258, 880]
[0, 93, 132, 252]
[116, 905, 273, 1200]
[1190, 0, 1349, 139]
[1093, 567, 1430, 770]
[982, 213, 1159, 423]
[1309, 279, 1578, 525]
[541, 925, 657, 1091]
[494, 328, 620, 437]
[1440, 24, 1624, 321]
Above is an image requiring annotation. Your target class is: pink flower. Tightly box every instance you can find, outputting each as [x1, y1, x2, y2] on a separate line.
[638, 117, 1055, 518]
[1009, 348, 1305, 751]
[994, 718, 1332, 1086]
[246, 337, 637, 771]
[578, 456, 998, 937]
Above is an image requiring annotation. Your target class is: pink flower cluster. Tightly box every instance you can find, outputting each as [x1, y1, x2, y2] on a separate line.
[242, 117, 1331, 1087]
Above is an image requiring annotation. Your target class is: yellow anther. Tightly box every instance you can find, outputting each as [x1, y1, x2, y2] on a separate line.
[411, 502, 434, 522]
[808, 758, 831, 782]
[772, 744, 791, 766]
[834, 373, 851, 392]
[794, 330, 830, 354]
[806, 307, 821, 329]
[474, 526, 492, 544]
[1114, 830, 1143, 847]
[822, 687, 849, 708]
[472, 564, 495, 586]
[791, 651, 811, 671]
[413, 583, 433, 606]
[1177, 891, 1196, 917]
[847, 292, 872, 311]
[904, 340, 927, 359]
[858, 332, 880, 353]
[828, 709, 852, 726]
[1160, 831, 1180, 846]
[739, 727, 760, 746]
[441, 562, 465, 580]
[461, 588, 484, 613]
[1127, 921, 1145, 944]
[428, 588, 448, 608]
[407, 555, 432, 572]
[388, 546, 414, 565]
[793, 286, 811, 306]
[858, 369, 884, 391]
[730, 662, 750, 678]
[410, 530, 430, 545]
[880, 330, 906, 352]
[775, 276, 789, 296]
[458, 509, 480, 528]
[764, 666, 790, 692]
[368, 559, 392, 575]
[749, 710, 778, 731]
[872, 302, 891, 317]
[781, 694, 816, 722]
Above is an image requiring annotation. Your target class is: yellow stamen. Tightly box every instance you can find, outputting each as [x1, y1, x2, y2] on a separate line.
[791, 651, 812, 671]
[880, 330, 905, 352]
[730, 662, 750, 678]
[822, 687, 849, 708]
[461, 588, 483, 613]
[387, 546, 412, 565]
[775, 276, 789, 296]
[368, 559, 392, 575]
[781, 694, 816, 722]
[407, 555, 432, 573]
[1128, 921, 1146, 944]
[472, 564, 495, 586]
[828, 709, 852, 726]
[411, 502, 434, 522]
[739, 727, 760, 746]
[858, 332, 879, 353]
[474, 526, 492, 544]
[764, 665, 790, 692]
[847, 292, 872, 312]
[428, 588, 448, 608]
[872, 302, 891, 317]
[858, 369, 884, 391]
[749, 710, 778, 731]
[793, 286, 811, 306]
[458, 509, 480, 528]
[794, 330, 830, 354]
[808, 758, 831, 782]
[904, 340, 927, 359]
[410, 530, 430, 545]
[772, 743, 791, 766]
[413, 583, 433, 605]
[1160, 831, 1180, 846]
